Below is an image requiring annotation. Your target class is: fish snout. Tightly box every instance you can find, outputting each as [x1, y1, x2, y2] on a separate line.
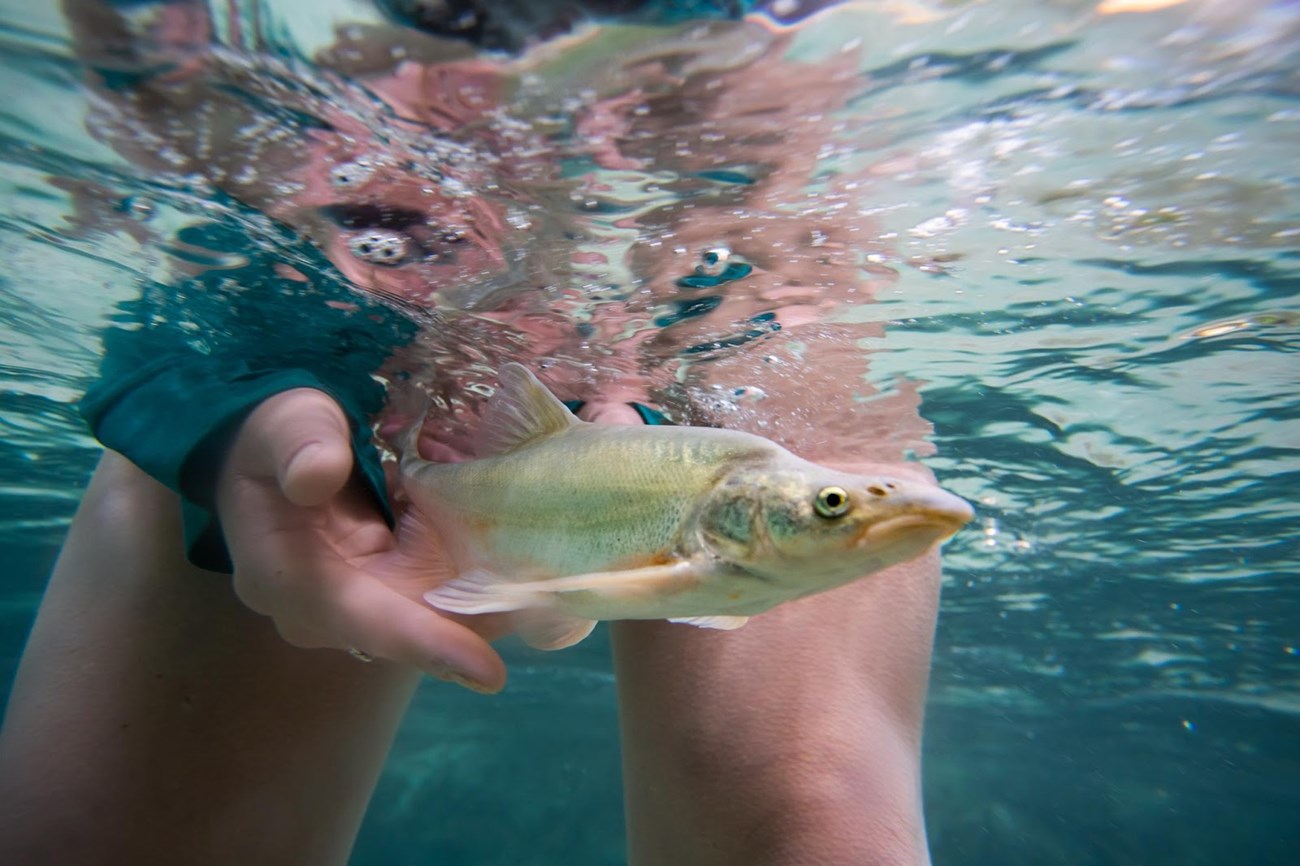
[857, 480, 974, 547]
[906, 482, 975, 527]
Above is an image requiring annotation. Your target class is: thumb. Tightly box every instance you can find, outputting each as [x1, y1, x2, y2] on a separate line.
[232, 388, 355, 507]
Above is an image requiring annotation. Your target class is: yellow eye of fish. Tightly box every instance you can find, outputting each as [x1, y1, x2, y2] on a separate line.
[814, 486, 851, 518]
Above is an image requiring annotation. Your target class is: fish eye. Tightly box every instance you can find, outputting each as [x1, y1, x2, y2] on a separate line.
[814, 486, 851, 518]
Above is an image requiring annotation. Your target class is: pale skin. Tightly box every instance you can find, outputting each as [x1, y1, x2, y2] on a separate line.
[0, 389, 939, 865]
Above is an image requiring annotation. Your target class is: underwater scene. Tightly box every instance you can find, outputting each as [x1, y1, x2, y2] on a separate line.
[1, 0, 1297, 863]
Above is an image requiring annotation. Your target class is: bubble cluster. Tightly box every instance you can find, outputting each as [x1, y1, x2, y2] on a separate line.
[348, 230, 409, 265]
[331, 157, 376, 189]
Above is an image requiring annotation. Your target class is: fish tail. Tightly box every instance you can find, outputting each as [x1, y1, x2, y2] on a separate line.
[391, 503, 457, 582]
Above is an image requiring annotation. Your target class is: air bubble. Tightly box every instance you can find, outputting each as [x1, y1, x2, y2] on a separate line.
[331, 157, 376, 189]
[120, 196, 156, 221]
[506, 208, 532, 230]
[697, 247, 731, 276]
[348, 230, 409, 266]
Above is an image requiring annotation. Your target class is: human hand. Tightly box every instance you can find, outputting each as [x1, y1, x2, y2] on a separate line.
[215, 388, 507, 693]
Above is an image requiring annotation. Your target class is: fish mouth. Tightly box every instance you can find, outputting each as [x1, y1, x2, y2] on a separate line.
[859, 511, 972, 548]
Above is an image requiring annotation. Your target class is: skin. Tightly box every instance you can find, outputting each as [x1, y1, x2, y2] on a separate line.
[0, 390, 941, 865]
[0, 445, 417, 866]
[613, 542, 939, 866]
[214, 388, 508, 691]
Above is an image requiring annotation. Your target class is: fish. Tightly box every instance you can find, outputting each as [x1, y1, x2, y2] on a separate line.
[398, 363, 973, 650]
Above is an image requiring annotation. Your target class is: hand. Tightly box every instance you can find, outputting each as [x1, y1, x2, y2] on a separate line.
[215, 388, 507, 693]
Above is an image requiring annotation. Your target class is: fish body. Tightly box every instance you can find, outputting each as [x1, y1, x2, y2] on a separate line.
[401, 364, 972, 649]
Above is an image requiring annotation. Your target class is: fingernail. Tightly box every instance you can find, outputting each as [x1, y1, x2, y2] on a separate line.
[446, 671, 498, 694]
[428, 662, 496, 694]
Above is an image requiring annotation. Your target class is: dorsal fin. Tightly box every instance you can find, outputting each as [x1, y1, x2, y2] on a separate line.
[478, 363, 579, 456]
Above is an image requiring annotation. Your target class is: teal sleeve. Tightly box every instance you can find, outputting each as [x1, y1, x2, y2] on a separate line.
[81, 223, 417, 573]
[83, 363, 389, 574]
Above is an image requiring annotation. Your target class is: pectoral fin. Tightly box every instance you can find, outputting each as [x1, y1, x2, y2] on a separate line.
[506, 559, 705, 602]
[425, 559, 709, 627]
[668, 615, 750, 630]
[424, 568, 527, 614]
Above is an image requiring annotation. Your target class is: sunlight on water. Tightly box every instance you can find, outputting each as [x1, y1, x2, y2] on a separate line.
[0, 1, 1296, 863]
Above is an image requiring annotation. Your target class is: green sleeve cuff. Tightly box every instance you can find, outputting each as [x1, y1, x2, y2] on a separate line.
[83, 365, 391, 573]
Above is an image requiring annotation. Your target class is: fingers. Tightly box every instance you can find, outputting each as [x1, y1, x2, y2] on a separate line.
[230, 388, 355, 506]
[233, 551, 506, 693]
[323, 576, 507, 693]
[218, 388, 511, 694]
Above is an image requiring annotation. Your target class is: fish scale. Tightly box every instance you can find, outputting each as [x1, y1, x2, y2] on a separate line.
[406, 424, 775, 575]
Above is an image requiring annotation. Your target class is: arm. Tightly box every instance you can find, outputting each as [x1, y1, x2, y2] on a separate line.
[60, 0, 410, 569]
[61, 0, 505, 681]
[78, 273, 507, 685]
[81, 256, 410, 570]
[0, 391, 506, 865]
[612, 465, 942, 866]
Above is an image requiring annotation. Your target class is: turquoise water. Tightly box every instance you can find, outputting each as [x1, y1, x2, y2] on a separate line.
[2, 1, 1298, 863]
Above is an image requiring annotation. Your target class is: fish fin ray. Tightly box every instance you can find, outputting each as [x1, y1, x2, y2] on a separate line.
[506, 559, 704, 601]
[388, 504, 457, 582]
[514, 610, 599, 650]
[427, 558, 708, 616]
[668, 615, 750, 630]
[423, 568, 530, 614]
[395, 393, 435, 474]
[479, 363, 579, 456]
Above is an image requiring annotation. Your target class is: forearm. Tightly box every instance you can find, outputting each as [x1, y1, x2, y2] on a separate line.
[612, 548, 941, 866]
